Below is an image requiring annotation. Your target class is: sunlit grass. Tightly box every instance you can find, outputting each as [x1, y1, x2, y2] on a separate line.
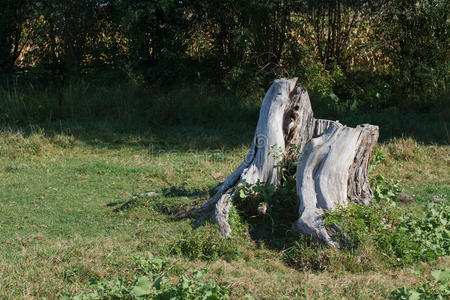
[0, 123, 448, 298]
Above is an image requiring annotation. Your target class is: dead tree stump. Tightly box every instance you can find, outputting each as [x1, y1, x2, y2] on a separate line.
[189, 78, 379, 245]
[293, 120, 379, 246]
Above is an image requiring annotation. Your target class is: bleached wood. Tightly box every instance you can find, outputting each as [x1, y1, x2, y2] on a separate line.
[189, 77, 378, 244]
[190, 78, 315, 237]
[292, 121, 379, 246]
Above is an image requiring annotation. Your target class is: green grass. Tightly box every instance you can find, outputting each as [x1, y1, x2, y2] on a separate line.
[0, 122, 448, 299]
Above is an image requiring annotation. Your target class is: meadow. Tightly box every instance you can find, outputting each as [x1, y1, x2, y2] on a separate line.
[1, 1, 448, 298]
[0, 110, 448, 298]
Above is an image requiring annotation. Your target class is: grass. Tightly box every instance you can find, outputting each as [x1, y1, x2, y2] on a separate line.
[0, 120, 448, 299]
[1, 80, 448, 144]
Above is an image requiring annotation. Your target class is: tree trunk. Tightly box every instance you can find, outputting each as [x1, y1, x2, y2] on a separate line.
[189, 78, 379, 245]
[292, 120, 379, 246]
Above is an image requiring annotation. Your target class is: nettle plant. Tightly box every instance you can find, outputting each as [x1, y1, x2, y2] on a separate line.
[234, 178, 299, 235]
[270, 144, 301, 185]
[70, 253, 229, 299]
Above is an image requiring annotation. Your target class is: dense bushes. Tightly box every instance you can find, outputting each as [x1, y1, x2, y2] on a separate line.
[1, 1, 448, 116]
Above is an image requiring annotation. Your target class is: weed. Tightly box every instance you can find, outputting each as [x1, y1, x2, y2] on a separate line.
[69, 254, 230, 299]
[133, 252, 171, 275]
[282, 239, 369, 272]
[390, 269, 450, 300]
[369, 147, 386, 172]
[395, 203, 450, 263]
[371, 174, 401, 202]
[233, 179, 298, 243]
[283, 173, 449, 272]
[324, 186, 449, 268]
[172, 226, 241, 261]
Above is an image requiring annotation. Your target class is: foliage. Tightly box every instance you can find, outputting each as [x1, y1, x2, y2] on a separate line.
[396, 204, 450, 263]
[369, 147, 387, 172]
[70, 253, 229, 299]
[283, 173, 400, 272]
[234, 178, 298, 241]
[108, 0, 189, 84]
[374, 0, 449, 107]
[371, 174, 401, 202]
[233, 145, 300, 226]
[1, 0, 448, 114]
[324, 176, 449, 267]
[0, 0, 33, 74]
[390, 269, 450, 300]
[283, 171, 449, 271]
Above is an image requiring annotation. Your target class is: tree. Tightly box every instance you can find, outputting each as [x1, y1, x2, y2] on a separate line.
[108, 0, 189, 82]
[0, 0, 33, 74]
[374, 0, 449, 106]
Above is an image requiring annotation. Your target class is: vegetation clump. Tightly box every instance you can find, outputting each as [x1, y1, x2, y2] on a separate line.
[230, 147, 449, 273]
[70, 253, 229, 299]
[172, 226, 241, 262]
[390, 269, 450, 300]
[280, 174, 450, 272]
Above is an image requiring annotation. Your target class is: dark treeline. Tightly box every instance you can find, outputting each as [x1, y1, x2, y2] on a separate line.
[0, 0, 448, 122]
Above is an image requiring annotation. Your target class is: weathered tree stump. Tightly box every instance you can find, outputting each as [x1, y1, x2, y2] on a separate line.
[293, 120, 379, 246]
[190, 78, 379, 245]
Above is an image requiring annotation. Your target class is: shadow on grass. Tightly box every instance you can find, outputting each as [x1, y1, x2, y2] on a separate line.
[1, 102, 448, 149]
[109, 183, 217, 218]
[0, 120, 255, 151]
[310, 95, 450, 145]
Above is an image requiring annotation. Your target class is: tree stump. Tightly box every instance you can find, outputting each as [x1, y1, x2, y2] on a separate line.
[190, 78, 379, 245]
[293, 120, 379, 246]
